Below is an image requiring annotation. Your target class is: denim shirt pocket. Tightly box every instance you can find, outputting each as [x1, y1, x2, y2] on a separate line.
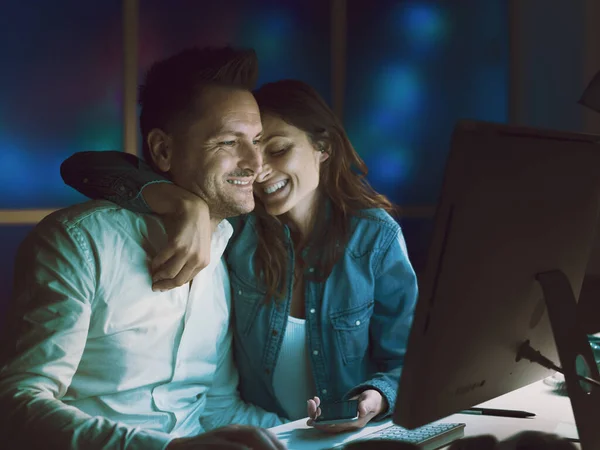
[329, 301, 374, 365]
[230, 270, 265, 337]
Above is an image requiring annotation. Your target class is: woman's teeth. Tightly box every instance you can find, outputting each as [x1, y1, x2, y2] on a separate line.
[264, 180, 288, 194]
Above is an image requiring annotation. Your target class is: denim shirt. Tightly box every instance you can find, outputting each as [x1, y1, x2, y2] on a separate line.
[228, 211, 417, 419]
[61, 151, 419, 420]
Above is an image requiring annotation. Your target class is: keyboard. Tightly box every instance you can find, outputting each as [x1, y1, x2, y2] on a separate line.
[335, 422, 466, 450]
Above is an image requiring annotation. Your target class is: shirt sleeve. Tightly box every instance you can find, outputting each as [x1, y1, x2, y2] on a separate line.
[343, 227, 418, 420]
[199, 323, 286, 431]
[0, 219, 173, 450]
[60, 151, 172, 214]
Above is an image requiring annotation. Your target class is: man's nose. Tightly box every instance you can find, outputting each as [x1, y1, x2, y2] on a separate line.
[239, 141, 263, 173]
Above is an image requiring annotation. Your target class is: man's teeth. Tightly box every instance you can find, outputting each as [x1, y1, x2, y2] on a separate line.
[264, 180, 288, 194]
[227, 180, 250, 185]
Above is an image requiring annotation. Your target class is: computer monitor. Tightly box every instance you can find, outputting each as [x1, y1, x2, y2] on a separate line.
[394, 120, 600, 430]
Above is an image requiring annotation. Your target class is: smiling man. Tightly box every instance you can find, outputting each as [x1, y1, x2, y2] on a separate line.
[0, 47, 285, 450]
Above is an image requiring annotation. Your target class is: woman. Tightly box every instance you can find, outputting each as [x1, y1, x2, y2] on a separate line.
[61, 80, 418, 432]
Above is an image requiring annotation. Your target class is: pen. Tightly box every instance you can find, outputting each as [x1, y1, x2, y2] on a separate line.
[460, 407, 535, 418]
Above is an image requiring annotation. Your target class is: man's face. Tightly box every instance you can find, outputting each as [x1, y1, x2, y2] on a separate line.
[168, 86, 263, 220]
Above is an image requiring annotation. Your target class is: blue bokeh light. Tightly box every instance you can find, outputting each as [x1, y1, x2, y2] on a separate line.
[403, 3, 445, 38]
[237, 8, 295, 83]
[393, 2, 447, 55]
[365, 148, 413, 188]
[376, 64, 423, 111]
[346, 0, 508, 206]
[368, 64, 425, 143]
[0, 136, 91, 208]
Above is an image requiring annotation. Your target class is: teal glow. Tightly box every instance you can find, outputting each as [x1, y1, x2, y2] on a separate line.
[376, 65, 423, 111]
[397, 2, 447, 52]
[368, 64, 425, 140]
[366, 149, 413, 187]
[0, 136, 30, 182]
[0, 135, 90, 208]
[238, 9, 293, 60]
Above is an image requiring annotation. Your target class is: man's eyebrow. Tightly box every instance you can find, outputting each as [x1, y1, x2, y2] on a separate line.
[207, 130, 247, 140]
[207, 129, 264, 142]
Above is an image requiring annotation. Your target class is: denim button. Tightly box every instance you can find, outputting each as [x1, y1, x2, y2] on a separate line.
[313, 350, 319, 356]
[310, 308, 316, 314]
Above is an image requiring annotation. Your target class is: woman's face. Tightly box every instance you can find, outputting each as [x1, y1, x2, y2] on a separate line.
[253, 113, 329, 218]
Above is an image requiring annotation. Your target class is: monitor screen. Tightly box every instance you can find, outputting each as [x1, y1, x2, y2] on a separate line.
[395, 120, 600, 429]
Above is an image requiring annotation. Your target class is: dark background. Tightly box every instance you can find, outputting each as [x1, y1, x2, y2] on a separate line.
[1, 0, 599, 323]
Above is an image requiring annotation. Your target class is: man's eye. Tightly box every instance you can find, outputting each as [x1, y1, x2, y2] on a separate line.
[219, 140, 236, 147]
[252, 139, 262, 146]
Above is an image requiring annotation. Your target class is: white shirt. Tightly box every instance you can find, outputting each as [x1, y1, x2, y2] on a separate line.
[272, 316, 316, 420]
[0, 200, 282, 450]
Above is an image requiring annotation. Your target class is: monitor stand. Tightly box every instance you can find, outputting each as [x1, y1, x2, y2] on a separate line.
[536, 270, 600, 449]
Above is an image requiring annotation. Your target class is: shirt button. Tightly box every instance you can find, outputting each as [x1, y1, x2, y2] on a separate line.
[272, 330, 278, 336]
[313, 350, 319, 356]
[309, 308, 316, 314]
[308, 267, 315, 273]
[238, 290, 242, 295]
[265, 368, 271, 375]
[322, 389, 328, 394]
[355, 320, 361, 326]
[83, 178, 89, 183]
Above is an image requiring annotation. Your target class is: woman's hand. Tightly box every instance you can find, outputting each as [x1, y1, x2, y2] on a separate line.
[306, 390, 388, 434]
[142, 183, 212, 291]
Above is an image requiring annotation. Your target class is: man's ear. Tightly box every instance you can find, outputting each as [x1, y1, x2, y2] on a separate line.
[147, 129, 173, 172]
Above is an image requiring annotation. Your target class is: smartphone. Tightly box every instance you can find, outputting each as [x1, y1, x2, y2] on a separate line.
[314, 400, 359, 425]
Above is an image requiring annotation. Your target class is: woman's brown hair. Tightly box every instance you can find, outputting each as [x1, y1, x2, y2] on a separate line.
[252, 80, 395, 302]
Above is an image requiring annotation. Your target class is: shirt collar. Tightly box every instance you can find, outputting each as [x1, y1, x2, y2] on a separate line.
[210, 219, 234, 261]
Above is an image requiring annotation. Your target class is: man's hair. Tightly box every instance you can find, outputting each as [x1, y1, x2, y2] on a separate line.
[138, 46, 259, 169]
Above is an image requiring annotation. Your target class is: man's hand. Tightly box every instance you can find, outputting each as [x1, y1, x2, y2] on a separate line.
[141, 183, 212, 291]
[306, 390, 388, 434]
[166, 425, 286, 449]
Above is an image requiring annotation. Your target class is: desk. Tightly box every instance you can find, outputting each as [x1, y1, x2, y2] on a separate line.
[269, 379, 579, 449]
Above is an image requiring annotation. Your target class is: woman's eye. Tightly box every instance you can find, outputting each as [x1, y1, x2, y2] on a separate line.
[271, 145, 291, 156]
[252, 138, 262, 146]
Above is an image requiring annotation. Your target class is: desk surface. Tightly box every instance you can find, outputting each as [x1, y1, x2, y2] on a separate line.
[269, 379, 578, 449]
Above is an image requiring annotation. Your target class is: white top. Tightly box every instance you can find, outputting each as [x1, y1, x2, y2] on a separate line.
[272, 316, 316, 420]
[0, 201, 282, 450]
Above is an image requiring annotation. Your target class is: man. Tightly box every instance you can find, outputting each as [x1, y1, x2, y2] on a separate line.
[0, 46, 286, 450]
